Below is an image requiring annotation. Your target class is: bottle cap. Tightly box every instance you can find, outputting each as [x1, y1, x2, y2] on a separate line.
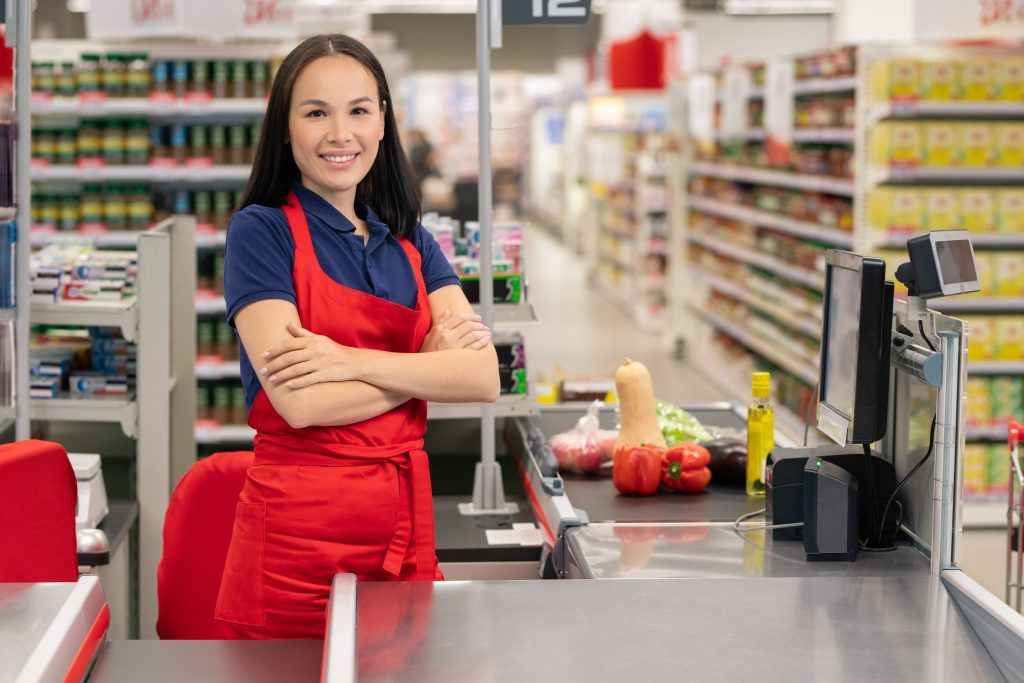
[752, 371, 771, 399]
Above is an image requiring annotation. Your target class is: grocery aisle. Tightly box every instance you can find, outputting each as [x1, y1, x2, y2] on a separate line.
[521, 224, 722, 407]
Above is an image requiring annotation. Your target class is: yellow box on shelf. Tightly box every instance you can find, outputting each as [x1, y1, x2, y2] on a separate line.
[995, 123, 1024, 167]
[924, 122, 959, 167]
[870, 122, 924, 167]
[994, 58, 1024, 101]
[997, 189, 1024, 232]
[960, 122, 996, 167]
[961, 59, 996, 101]
[870, 58, 921, 102]
[921, 60, 960, 101]
[962, 189, 997, 232]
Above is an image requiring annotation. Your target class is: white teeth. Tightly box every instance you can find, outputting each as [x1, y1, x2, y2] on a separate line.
[323, 153, 356, 163]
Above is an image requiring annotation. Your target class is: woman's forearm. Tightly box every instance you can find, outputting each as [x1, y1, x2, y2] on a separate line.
[355, 346, 500, 404]
[278, 380, 409, 429]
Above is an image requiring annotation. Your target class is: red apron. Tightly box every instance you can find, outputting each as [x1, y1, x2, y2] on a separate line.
[214, 192, 441, 639]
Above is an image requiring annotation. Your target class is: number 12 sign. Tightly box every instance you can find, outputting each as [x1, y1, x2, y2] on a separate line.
[503, 0, 591, 25]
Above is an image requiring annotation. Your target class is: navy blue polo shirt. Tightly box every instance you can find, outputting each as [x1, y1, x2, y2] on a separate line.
[224, 182, 460, 406]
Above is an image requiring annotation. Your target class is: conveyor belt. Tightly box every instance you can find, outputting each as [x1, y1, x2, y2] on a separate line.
[561, 478, 760, 523]
[433, 495, 541, 563]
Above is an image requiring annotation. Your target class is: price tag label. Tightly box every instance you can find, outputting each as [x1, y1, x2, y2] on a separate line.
[764, 58, 795, 166]
[503, 0, 591, 24]
[721, 66, 752, 138]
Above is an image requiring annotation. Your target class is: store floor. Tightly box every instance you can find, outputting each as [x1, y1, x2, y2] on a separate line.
[520, 225, 722, 407]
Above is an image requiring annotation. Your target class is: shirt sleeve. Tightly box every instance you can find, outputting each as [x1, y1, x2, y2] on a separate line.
[224, 205, 296, 327]
[413, 223, 461, 294]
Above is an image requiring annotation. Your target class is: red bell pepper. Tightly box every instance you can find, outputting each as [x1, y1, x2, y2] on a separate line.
[662, 443, 712, 494]
[613, 444, 663, 496]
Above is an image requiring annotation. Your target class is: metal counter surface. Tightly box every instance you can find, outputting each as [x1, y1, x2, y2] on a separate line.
[561, 479, 761, 523]
[87, 640, 324, 682]
[356, 577, 1002, 683]
[564, 523, 930, 579]
[0, 583, 77, 681]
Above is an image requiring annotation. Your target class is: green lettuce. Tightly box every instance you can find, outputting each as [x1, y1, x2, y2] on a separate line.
[656, 401, 712, 446]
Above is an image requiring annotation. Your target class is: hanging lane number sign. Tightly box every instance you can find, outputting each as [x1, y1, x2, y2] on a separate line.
[503, 0, 591, 24]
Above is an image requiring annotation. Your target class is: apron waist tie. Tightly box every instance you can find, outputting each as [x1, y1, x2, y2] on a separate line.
[253, 435, 436, 580]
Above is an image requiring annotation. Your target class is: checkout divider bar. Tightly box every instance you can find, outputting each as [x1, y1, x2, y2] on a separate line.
[18, 576, 108, 683]
[321, 574, 357, 683]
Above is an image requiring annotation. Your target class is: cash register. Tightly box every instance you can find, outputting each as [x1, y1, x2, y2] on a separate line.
[767, 230, 980, 560]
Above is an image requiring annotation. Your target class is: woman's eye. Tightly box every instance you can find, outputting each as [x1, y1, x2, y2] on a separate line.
[352, 107, 369, 116]
[306, 109, 327, 118]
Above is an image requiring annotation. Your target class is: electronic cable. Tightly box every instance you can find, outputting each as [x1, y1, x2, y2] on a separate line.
[733, 508, 803, 533]
[877, 415, 937, 547]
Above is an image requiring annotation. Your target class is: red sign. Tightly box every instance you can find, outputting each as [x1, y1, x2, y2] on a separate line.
[244, 0, 294, 26]
[131, 0, 175, 25]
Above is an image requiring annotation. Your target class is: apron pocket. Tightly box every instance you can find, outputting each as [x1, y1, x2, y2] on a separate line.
[214, 501, 267, 627]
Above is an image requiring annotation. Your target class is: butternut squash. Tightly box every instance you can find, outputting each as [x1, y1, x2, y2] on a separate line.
[613, 358, 666, 450]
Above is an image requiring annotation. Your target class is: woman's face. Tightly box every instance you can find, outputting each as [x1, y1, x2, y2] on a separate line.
[288, 55, 386, 204]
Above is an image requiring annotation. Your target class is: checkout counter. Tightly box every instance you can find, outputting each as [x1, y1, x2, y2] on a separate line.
[7, 234, 1024, 681]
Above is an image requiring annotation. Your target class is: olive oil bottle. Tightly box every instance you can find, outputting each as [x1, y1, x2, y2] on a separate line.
[746, 372, 774, 497]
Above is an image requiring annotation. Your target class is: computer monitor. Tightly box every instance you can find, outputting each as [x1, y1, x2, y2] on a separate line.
[901, 230, 980, 299]
[817, 251, 895, 446]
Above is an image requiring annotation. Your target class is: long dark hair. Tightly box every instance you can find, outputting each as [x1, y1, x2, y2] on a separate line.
[238, 34, 421, 238]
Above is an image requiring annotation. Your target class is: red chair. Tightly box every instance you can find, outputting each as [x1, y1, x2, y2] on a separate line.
[156, 450, 253, 639]
[0, 439, 78, 582]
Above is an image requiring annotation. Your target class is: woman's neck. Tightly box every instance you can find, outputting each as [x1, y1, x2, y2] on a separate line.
[300, 177, 366, 236]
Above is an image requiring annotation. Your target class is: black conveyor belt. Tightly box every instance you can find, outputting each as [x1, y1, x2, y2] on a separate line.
[561, 479, 761, 523]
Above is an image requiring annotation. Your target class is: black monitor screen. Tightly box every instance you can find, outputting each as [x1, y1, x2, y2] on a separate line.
[935, 239, 978, 286]
[823, 265, 861, 420]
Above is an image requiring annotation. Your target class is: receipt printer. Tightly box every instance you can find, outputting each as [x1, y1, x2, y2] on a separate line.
[69, 453, 108, 530]
[803, 458, 858, 562]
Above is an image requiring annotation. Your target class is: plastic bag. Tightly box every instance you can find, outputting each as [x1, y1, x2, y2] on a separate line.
[550, 401, 618, 474]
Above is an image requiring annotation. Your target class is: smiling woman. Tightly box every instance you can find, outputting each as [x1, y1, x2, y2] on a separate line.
[205, 34, 500, 640]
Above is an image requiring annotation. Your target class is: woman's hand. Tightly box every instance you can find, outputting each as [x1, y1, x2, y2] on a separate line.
[420, 308, 492, 353]
[261, 323, 362, 390]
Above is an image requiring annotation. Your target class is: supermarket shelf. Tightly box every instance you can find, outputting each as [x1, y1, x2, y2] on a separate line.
[963, 502, 1007, 531]
[31, 395, 138, 438]
[794, 76, 857, 95]
[689, 196, 854, 248]
[194, 423, 255, 445]
[32, 165, 251, 183]
[966, 426, 1012, 442]
[32, 96, 267, 118]
[874, 232, 1024, 250]
[968, 362, 1024, 375]
[689, 161, 855, 196]
[930, 298, 1024, 314]
[32, 297, 139, 342]
[427, 395, 538, 420]
[688, 233, 825, 291]
[872, 101, 1024, 120]
[791, 128, 855, 144]
[31, 229, 144, 248]
[195, 295, 226, 315]
[874, 167, 1024, 185]
[195, 360, 241, 380]
[697, 268, 822, 339]
[695, 308, 819, 385]
[714, 129, 765, 142]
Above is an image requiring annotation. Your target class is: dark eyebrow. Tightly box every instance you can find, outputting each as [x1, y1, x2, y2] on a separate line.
[349, 97, 374, 106]
[299, 99, 329, 107]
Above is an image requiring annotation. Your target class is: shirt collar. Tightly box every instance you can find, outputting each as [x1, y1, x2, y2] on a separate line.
[292, 182, 393, 244]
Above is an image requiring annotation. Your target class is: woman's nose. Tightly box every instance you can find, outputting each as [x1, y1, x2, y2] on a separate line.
[327, 119, 354, 144]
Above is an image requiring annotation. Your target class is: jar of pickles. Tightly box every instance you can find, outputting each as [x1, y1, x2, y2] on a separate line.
[77, 54, 103, 97]
[55, 128, 76, 165]
[191, 60, 209, 96]
[213, 190, 232, 226]
[126, 53, 151, 96]
[104, 184, 128, 230]
[59, 195, 80, 232]
[212, 61, 229, 99]
[229, 124, 247, 165]
[33, 62, 56, 96]
[102, 53, 126, 97]
[33, 128, 55, 164]
[190, 124, 209, 162]
[102, 120, 125, 165]
[195, 190, 213, 225]
[210, 125, 227, 165]
[77, 119, 102, 162]
[57, 62, 76, 96]
[251, 61, 268, 98]
[38, 194, 59, 230]
[80, 184, 105, 228]
[127, 184, 154, 229]
[125, 119, 150, 165]
[231, 60, 249, 98]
